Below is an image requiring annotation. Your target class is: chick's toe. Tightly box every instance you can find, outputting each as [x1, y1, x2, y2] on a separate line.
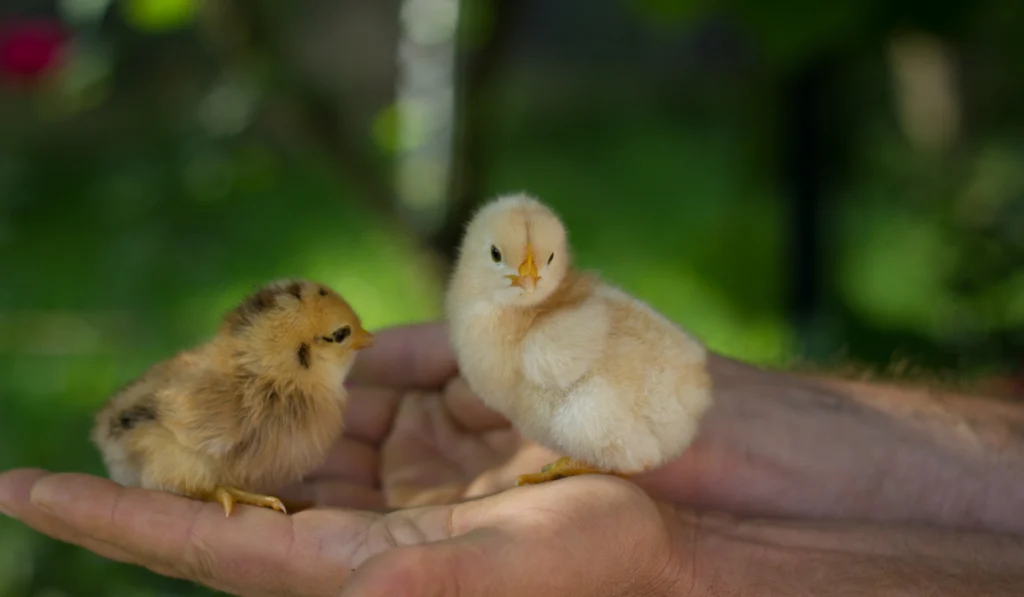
[210, 486, 288, 517]
[516, 457, 629, 486]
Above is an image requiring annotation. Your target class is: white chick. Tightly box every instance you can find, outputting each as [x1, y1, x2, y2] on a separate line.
[445, 193, 713, 484]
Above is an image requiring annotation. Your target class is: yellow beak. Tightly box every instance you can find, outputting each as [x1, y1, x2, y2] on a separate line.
[352, 330, 375, 350]
[506, 244, 541, 292]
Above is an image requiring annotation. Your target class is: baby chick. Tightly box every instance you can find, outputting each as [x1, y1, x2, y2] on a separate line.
[445, 194, 713, 485]
[90, 279, 374, 516]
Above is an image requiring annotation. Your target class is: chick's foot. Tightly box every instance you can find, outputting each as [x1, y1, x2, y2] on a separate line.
[515, 456, 629, 486]
[209, 486, 288, 517]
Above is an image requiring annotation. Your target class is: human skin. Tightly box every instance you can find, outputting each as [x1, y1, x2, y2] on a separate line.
[636, 354, 1024, 535]
[1, 322, 1023, 596]
[373, 325, 1024, 537]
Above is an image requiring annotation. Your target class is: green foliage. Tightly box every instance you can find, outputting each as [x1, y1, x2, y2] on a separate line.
[0, 118, 440, 597]
[457, 0, 498, 48]
[3, 0, 1024, 594]
[120, 0, 199, 32]
[483, 95, 792, 364]
[628, 0, 710, 25]
[730, 0, 870, 69]
[625, 0, 872, 70]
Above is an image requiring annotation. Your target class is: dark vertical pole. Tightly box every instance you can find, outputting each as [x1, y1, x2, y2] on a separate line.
[432, 0, 522, 265]
[780, 55, 842, 354]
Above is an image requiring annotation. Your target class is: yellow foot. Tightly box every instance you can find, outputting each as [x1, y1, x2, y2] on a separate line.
[209, 486, 288, 517]
[515, 457, 629, 486]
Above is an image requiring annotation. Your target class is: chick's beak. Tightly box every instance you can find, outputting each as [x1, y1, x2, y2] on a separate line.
[352, 330, 375, 350]
[507, 245, 541, 292]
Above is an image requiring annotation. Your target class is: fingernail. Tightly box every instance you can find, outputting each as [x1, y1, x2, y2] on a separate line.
[0, 469, 53, 520]
[28, 478, 61, 513]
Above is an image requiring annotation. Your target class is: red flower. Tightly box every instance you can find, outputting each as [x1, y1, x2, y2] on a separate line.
[0, 18, 68, 82]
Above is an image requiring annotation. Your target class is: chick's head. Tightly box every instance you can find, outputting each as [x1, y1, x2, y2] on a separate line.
[220, 279, 374, 386]
[453, 193, 570, 307]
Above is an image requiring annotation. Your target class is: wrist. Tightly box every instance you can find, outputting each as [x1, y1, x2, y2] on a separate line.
[637, 353, 889, 518]
[647, 352, 1024, 534]
[650, 503, 701, 597]
[670, 505, 1024, 596]
[663, 507, 779, 597]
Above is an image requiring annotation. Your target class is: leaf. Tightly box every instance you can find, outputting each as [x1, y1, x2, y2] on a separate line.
[730, 0, 869, 69]
[120, 0, 198, 32]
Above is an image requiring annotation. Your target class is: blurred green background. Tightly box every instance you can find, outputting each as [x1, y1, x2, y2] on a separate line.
[2, 0, 1024, 594]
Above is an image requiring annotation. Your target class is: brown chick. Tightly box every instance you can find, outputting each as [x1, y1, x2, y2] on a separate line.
[445, 193, 713, 485]
[90, 279, 374, 516]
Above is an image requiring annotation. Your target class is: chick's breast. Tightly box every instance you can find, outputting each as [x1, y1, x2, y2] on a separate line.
[520, 284, 712, 474]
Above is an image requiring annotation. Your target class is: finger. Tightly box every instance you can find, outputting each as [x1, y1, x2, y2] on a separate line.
[422, 392, 513, 475]
[348, 322, 457, 389]
[339, 530, 555, 597]
[442, 377, 509, 432]
[0, 469, 145, 567]
[309, 437, 379, 486]
[339, 539, 486, 597]
[279, 479, 387, 511]
[381, 392, 468, 507]
[25, 473, 362, 596]
[346, 478, 682, 597]
[343, 386, 402, 446]
[381, 391, 512, 507]
[462, 437, 559, 499]
[0, 468, 50, 519]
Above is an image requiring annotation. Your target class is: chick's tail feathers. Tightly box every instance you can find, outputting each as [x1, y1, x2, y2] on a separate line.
[89, 388, 163, 488]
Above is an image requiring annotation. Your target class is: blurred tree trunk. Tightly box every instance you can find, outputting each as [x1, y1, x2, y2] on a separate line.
[780, 53, 847, 357]
[431, 0, 523, 265]
[197, 0, 417, 233]
[198, 0, 525, 270]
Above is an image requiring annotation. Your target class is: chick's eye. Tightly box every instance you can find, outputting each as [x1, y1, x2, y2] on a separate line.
[548, 253, 554, 265]
[490, 245, 502, 263]
[332, 326, 351, 343]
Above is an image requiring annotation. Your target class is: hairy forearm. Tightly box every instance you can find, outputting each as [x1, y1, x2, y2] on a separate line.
[642, 354, 1024, 534]
[682, 508, 1024, 596]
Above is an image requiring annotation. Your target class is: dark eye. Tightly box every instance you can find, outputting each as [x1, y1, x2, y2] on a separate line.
[548, 253, 554, 265]
[490, 245, 502, 263]
[332, 326, 351, 343]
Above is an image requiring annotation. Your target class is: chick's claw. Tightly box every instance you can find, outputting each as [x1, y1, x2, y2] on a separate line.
[210, 486, 288, 517]
[516, 456, 629, 486]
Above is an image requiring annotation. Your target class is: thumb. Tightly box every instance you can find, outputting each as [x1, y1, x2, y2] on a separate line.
[339, 523, 651, 597]
[341, 478, 683, 597]
[339, 531, 496, 597]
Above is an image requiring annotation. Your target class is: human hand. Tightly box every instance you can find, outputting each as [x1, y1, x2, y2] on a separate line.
[265, 321, 495, 510]
[285, 321, 559, 511]
[0, 322, 627, 597]
[327, 322, 735, 513]
[304, 320, 1024, 538]
[9, 320, 1016, 596]
[0, 468, 689, 597]
[281, 321, 746, 513]
[0, 322, 688, 596]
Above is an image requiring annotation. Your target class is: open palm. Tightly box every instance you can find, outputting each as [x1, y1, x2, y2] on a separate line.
[0, 466, 683, 597]
[0, 324, 689, 596]
[285, 324, 560, 511]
